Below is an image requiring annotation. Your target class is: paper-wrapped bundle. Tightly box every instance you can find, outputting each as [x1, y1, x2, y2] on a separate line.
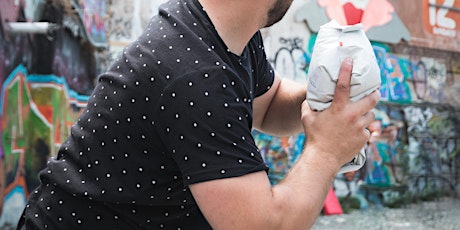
[306, 20, 381, 174]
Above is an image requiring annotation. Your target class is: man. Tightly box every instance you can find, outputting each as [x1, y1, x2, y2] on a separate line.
[18, 0, 380, 229]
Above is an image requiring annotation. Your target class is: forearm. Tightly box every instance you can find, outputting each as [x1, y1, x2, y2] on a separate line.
[193, 58, 379, 230]
[192, 147, 341, 230]
[270, 146, 341, 229]
[257, 77, 306, 137]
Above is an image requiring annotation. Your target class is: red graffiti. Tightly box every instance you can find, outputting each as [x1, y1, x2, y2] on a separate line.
[318, 0, 394, 31]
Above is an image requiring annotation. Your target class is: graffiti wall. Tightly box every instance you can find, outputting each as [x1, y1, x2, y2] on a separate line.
[79, 0, 107, 46]
[0, 0, 459, 227]
[0, 65, 88, 227]
[0, 0, 104, 227]
[106, 0, 167, 60]
[258, 0, 460, 209]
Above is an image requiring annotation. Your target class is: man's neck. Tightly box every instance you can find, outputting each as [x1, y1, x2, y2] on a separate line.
[198, 0, 268, 55]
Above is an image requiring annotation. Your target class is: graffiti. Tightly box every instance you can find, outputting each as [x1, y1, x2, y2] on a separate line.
[404, 104, 458, 196]
[259, 1, 459, 209]
[50, 30, 96, 95]
[412, 61, 428, 100]
[325, 103, 458, 207]
[362, 107, 404, 187]
[0, 5, 33, 84]
[0, 0, 457, 225]
[411, 57, 449, 103]
[253, 130, 304, 185]
[107, 0, 165, 41]
[257, 101, 459, 207]
[0, 65, 88, 226]
[78, 0, 107, 44]
[0, 5, 34, 226]
[106, 0, 167, 60]
[271, 37, 310, 82]
[318, 0, 395, 31]
[296, 0, 410, 44]
[421, 57, 448, 103]
[372, 44, 412, 103]
[387, 54, 412, 103]
[372, 45, 391, 101]
[0, 0, 25, 33]
[367, 44, 453, 105]
[423, 0, 459, 38]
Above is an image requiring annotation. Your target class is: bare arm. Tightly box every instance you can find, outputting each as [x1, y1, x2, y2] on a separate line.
[189, 58, 381, 229]
[252, 71, 306, 137]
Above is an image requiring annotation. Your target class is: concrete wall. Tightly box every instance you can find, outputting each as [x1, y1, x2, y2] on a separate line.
[0, 0, 458, 227]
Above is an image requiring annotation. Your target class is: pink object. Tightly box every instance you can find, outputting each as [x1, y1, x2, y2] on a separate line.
[323, 187, 344, 215]
[343, 2, 364, 25]
[318, 0, 394, 31]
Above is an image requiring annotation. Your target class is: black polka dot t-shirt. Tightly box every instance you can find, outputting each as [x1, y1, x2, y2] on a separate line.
[19, 0, 274, 229]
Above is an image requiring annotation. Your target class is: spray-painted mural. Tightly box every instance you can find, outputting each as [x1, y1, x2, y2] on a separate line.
[106, 0, 167, 60]
[0, 0, 459, 227]
[259, 0, 460, 210]
[295, 0, 411, 44]
[0, 65, 88, 227]
[0, 0, 105, 227]
[78, 0, 107, 46]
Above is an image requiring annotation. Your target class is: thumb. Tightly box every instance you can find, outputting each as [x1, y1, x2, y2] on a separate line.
[332, 57, 353, 110]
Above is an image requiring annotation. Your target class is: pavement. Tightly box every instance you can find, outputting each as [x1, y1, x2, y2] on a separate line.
[311, 196, 460, 230]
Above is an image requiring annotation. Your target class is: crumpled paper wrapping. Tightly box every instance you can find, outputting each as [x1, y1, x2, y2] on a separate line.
[306, 20, 381, 174]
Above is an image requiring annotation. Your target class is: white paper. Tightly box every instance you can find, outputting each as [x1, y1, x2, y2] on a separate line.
[306, 20, 381, 174]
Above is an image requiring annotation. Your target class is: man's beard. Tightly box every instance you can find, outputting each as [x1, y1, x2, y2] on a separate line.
[264, 0, 293, 27]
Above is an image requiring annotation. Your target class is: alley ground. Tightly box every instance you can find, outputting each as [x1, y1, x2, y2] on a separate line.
[312, 197, 460, 230]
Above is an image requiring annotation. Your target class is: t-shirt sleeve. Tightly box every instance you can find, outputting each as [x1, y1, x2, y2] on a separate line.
[251, 31, 275, 97]
[157, 68, 268, 186]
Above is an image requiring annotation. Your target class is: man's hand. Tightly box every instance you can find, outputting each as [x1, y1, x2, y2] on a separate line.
[301, 57, 381, 168]
[190, 58, 381, 230]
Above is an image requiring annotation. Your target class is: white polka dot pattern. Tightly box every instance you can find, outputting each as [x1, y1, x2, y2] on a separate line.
[20, 0, 274, 229]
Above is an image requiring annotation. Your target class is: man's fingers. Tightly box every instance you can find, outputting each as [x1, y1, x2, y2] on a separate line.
[332, 57, 353, 109]
[363, 110, 376, 127]
[351, 89, 381, 116]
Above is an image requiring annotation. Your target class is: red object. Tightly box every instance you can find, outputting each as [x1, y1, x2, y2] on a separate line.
[323, 187, 343, 215]
[343, 2, 364, 25]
